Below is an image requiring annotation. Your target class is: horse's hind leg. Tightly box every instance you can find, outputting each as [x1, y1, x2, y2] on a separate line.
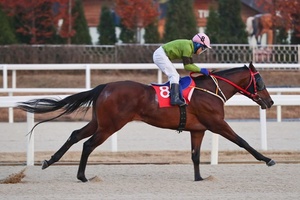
[42, 119, 97, 169]
[76, 129, 113, 182]
[190, 131, 205, 181]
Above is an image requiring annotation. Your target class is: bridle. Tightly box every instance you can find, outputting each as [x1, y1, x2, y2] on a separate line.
[211, 68, 264, 101]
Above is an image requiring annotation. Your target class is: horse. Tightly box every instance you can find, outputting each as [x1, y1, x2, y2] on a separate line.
[246, 13, 273, 45]
[17, 62, 275, 182]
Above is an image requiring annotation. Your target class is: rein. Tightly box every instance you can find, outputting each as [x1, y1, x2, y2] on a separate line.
[192, 68, 259, 103]
[192, 76, 227, 103]
[213, 69, 259, 99]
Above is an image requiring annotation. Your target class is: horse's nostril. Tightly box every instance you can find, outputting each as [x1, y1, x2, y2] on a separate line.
[270, 100, 274, 105]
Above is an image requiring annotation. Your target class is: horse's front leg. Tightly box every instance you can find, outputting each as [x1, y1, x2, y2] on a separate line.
[190, 131, 205, 181]
[212, 120, 275, 166]
[42, 120, 97, 169]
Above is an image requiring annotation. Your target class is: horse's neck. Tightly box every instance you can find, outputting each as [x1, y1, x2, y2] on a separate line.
[195, 69, 250, 100]
[217, 70, 250, 99]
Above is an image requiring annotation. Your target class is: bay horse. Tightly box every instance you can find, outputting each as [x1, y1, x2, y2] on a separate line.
[17, 62, 275, 182]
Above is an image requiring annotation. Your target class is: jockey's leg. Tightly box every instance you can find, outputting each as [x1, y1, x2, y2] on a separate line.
[153, 47, 185, 106]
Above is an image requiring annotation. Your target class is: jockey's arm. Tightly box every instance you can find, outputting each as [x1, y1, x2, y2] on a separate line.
[182, 56, 201, 72]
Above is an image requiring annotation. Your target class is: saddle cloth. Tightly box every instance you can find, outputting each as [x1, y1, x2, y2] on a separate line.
[151, 76, 195, 108]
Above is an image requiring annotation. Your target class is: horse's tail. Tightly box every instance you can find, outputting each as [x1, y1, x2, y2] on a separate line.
[17, 84, 107, 132]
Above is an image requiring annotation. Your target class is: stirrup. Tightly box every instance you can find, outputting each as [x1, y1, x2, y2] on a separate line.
[171, 97, 186, 106]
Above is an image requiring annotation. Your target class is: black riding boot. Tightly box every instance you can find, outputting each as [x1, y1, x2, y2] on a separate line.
[170, 83, 185, 106]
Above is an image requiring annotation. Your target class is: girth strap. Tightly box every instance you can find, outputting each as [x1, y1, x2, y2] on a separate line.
[177, 105, 187, 133]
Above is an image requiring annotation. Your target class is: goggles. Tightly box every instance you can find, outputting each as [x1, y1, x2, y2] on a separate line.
[193, 42, 207, 54]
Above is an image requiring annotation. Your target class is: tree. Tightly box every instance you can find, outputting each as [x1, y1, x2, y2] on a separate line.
[0, 0, 86, 44]
[144, 21, 160, 43]
[0, 6, 17, 44]
[119, 22, 135, 43]
[291, 28, 300, 44]
[290, 13, 300, 44]
[56, 0, 76, 44]
[276, 27, 288, 44]
[0, 0, 70, 44]
[217, 0, 248, 44]
[163, 0, 197, 42]
[98, 6, 116, 45]
[70, 0, 91, 44]
[115, 0, 159, 43]
[205, 6, 220, 44]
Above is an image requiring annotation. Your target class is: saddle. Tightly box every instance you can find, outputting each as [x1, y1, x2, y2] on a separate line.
[151, 76, 195, 108]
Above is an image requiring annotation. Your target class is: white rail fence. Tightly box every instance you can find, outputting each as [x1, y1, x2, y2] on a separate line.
[1, 63, 300, 123]
[1, 64, 299, 166]
[1, 63, 300, 90]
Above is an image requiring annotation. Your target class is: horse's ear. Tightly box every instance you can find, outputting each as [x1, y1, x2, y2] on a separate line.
[249, 61, 253, 67]
[249, 61, 257, 72]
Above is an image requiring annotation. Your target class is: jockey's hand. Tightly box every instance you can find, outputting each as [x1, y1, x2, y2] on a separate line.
[200, 68, 210, 76]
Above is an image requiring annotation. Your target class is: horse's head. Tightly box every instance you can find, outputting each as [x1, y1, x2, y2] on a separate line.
[246, 62, 274, 109]
[194, 63, 274, 109]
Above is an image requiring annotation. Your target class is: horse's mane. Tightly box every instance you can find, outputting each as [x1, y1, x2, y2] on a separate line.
[191, 65, 248, 81]
[211, 65, 248, 76]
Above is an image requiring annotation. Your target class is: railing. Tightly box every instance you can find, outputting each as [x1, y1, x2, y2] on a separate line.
[1, 63, 299, 89]
[0, 44, 299, 64]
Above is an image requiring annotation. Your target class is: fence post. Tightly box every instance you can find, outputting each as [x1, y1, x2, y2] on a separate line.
[157, 69, 162, 83]
[210, 133, 219, 165]
[260, 108, 267, 150]
[111, 133, 118, 152]
[85, 64, 91, 89]
[2, 65, 7, 89]
[8, 70, 17, 123]
[277, 92, 282, 122]
[26, 112, 35, 166]
[12, 69, 16, 88]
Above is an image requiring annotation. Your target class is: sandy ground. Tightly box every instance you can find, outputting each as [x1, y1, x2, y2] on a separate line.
[0, 121, 299, 199]
[0, 164, 300, 200]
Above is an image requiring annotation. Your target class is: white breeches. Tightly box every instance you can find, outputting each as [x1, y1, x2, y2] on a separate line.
[153, 46, 180, 84]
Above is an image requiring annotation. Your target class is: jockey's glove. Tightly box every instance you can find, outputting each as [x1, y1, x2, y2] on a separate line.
[200, 68, 210, 76]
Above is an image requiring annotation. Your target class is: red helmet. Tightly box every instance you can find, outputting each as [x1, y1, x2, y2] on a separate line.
[192, 33, 211, 49]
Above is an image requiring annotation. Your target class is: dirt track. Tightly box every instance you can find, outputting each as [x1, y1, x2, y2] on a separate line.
[1, 164, 300, 199]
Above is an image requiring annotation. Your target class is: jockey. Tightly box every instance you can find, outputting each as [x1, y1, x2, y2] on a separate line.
[153, 32, 211, 106]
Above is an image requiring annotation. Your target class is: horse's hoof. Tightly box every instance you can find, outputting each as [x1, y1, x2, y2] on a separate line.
[267, 159, 276, 166]
[41, 160, 49, 170]
[194, 177, 204, 181]
[77, 175, 88, 183]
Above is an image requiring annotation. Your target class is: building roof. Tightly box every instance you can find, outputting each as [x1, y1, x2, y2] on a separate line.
[240, 0, 271, 13]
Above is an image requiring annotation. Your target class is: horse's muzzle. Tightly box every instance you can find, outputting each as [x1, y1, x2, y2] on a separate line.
[261, 98, 274, 109]
[255, 96, 273, 109]
[269, 100, 274, 107]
